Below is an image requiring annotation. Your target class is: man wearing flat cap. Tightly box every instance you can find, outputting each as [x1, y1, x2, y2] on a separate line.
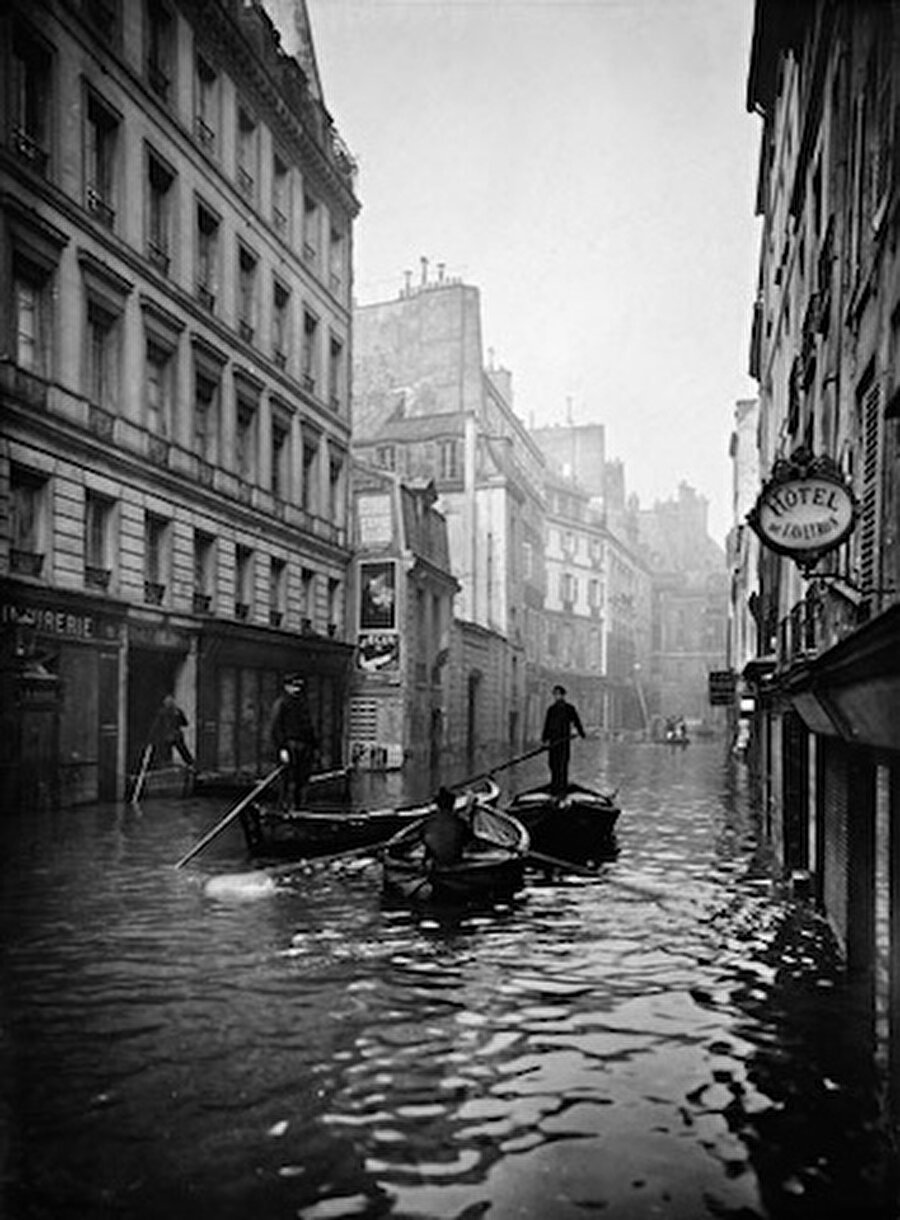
[269, 673, 318, 808]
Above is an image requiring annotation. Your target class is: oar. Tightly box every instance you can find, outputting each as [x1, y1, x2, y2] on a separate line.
[174, 764, 285, 869]
[449, 740, 552, 791]
[129, 742, 154, 805]
[522, 848, 604, 878]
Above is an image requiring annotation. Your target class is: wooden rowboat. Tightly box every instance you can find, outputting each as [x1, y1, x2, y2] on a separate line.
[239, 778, 500, 861]
[382, 801, 529, 906]
[504, 781, 620, 866]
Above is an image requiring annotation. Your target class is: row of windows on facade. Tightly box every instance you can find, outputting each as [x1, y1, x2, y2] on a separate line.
[8, 466, 343, 630]
[10, 10, 349, 294]
[13, 273, 347, 507]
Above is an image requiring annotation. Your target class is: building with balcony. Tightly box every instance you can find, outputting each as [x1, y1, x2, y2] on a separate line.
[726, 398, 760, 755]
[0, 0, 359, 805]
[352, 263, 547, 771]
[745, 0, 900, 1126]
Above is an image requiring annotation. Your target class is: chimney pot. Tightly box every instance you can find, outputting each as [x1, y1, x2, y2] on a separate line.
[420, 256, 429, 286]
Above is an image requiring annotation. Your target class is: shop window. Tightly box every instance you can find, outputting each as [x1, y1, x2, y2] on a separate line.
[439, 438, 460, 480]
[10, 465, 48, 578]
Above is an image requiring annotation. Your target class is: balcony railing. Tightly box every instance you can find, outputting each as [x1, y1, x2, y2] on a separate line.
[273, 207, 287, 235]
[12, 127, 48, 175]
[269, 609, 283, 628]
[147, 240, 170, 275]
[193, 591, 212, 614]
[237, 167, 254, 200]
[303, 373, 315, 395]
[196, 283, 215, 311]
[194, 115, 215, 152]
[147, 435, 170, 466]
[144, 580, 165, 605]
[86, 186, 115, 229]
[273, 349, 287, 370]
[234, 601, 250, 620]
[11, 549, 44, 577]
[88, 404, 115, 440]
[85, 565, 111, 590]
[1, 362, 48, 408]
[238, 319, 254, 344]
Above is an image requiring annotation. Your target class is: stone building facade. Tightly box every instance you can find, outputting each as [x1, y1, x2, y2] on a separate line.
[744, 0, 900, 1128]
[0, 0, 359, 805]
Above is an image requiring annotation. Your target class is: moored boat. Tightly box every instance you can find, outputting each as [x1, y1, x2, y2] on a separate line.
[240, 778, 500, 860]
[504, 781, 620, 865]
[382, 800, 529, 906]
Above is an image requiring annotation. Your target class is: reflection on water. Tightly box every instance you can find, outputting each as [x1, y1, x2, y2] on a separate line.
[1, 743, 896, 1219]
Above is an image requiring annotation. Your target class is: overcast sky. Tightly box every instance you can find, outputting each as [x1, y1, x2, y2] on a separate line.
[306, 0, 761, 543]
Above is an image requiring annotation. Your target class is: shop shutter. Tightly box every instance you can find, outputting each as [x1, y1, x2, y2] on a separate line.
[820, 740, 850, 948]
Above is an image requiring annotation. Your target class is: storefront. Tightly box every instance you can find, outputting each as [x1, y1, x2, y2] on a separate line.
[196, 621, 354, 781]
[1, 581, 125, 807]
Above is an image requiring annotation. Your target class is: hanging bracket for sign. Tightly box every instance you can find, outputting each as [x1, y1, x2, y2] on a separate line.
[747, 447, 858, 575]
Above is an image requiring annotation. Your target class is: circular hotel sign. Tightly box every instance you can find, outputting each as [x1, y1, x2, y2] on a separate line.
[748, 450, 857, 571]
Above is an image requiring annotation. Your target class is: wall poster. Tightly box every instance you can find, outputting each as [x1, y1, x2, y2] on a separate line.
[359, 561, 396, 630]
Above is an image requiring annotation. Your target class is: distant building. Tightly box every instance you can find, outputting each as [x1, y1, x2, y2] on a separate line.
[353, 265, 546, 769]
[0, 0, 359, 805]
[348, 461, 458, 778]
[726, 398, 760, 753]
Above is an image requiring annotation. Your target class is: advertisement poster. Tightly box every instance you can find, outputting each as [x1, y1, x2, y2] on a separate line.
[359, 561, 396, 630]
[357, 631, 400, 672]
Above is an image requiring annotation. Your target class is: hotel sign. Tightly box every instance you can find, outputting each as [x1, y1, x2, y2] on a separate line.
[748, 449, 857, 572]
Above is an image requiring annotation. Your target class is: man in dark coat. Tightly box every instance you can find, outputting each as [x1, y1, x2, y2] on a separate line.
[269, 674, 318, 809]
[541, 684, 586, 795]
[151, 694, 194, 768]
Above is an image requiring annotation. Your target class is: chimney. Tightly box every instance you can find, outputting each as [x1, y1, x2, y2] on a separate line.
[403, 270, 412, 297]
[420, 256, 429, 286]
[437, 262, 445, 283]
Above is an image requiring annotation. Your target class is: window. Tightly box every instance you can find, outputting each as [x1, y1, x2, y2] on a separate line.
[302, 194, 318, 263]
[86, 300, 119, 411]
[147, 151, 174, 273]
[193, 530, 215, 611]
[13, 257, 49, 375]
[235, 397, 256, 483]
[145, 341, 172, 436]
[85, 91, 118, 228]
[144, 512, 168, 603]
[85, 492, 114, 588]
[193, 371, 218, 464]
[329, 226, 344, 296]
[273, 154, 289, 235]
[237, 246, 257, 342]
[235, 545, 253, 618]
[271, 417, 289, 500]
[196, 201, 219, 309]
[328, 335, 343, 410]
[301, 431, 318, 513]
[85, 0, 119, 43]
[302, 309, 318, 393]
[11, 24, 52, 174]
[328, 578, 340, 635]
[272, 280, 290, 368]
[301, 566, 315, 629]
[146, 0, 174, 101]
[328, 452, 343, 523]
[236, 108, 257, 202]
[269, 557, 286, 627]
[194, 54, 217, 151]
[10, 466, 47, 577]
[375, 445, 395, 471]
[438, 439, 460, 480]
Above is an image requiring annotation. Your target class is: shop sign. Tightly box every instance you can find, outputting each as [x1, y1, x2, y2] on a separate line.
[0, 599, 121, 643]
[357, 631, 400, 672]
[359, 561, 396, 630]
[747, 448, 857, 571]
[708, 669, 737, 705]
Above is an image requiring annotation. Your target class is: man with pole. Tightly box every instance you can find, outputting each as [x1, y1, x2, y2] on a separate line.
[541, 684, 586, 795]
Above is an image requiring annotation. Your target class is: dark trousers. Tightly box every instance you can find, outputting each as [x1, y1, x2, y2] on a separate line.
[279, 740, 314, 809]
[548, 744, 570, 794]
[159, 735, 194, 767]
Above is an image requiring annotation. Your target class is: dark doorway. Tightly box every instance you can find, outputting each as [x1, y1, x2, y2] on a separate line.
[128, 648, 179, 771]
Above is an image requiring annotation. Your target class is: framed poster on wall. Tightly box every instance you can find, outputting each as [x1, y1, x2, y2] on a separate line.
[359, 561, 396, 631]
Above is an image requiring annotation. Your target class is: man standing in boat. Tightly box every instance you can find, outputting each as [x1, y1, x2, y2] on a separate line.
[542, 685, 586, 795]
[269, 674, 318, 810]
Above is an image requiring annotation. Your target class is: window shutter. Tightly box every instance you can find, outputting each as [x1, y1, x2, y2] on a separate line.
[858, 380, 881, 601]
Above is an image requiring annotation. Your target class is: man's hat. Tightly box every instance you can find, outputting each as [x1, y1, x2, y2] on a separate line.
[284, 672, 305, 686]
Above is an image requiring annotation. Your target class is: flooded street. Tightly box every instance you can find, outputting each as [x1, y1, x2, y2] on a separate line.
[1, 742, 896, 1219]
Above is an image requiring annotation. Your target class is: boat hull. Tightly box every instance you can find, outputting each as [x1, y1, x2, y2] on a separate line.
[382, 805, 528, 906]
[506, 782, 620, 865]
[240, 779, 500, 861]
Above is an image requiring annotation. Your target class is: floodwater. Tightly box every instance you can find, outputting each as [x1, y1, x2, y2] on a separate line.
[1, 741, 896, 1219]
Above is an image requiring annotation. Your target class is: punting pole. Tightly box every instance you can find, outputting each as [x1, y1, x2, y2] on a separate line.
[129, 743, 154, 805]
[173, 764, 284, 869]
